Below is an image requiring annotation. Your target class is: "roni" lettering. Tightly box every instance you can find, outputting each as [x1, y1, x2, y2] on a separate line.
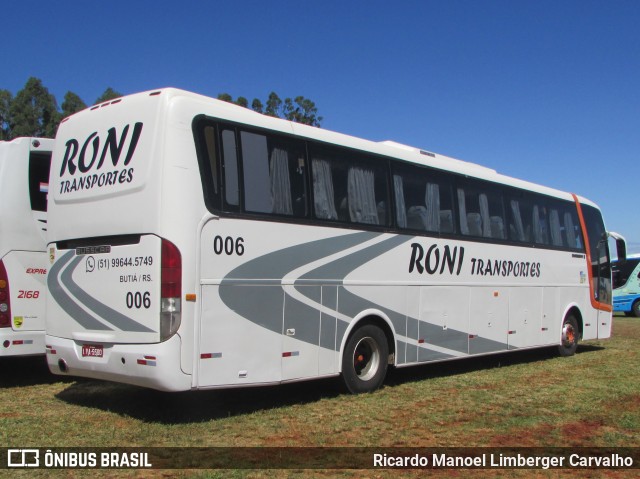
[59, 122, 143, 177]
[408, 243, 465, 276]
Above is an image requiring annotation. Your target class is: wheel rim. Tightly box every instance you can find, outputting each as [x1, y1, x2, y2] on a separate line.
[353, 336, 380, 381]
[561, 322, 576, 348]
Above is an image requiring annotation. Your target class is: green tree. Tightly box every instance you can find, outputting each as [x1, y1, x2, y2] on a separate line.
[213, 91, 324, 126]
[218, 93, 253, 110]
[264, 92, 282, 118]
[9, 77, 59, 138]
[0, 89, 12, 140]
[95, 87, 122, 104]
[61, 91, 87, 119]
[282, 96, 322, 127]
[251, 98, 264, 114]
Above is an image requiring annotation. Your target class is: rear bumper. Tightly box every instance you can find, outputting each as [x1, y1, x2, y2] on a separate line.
[0, 329, 45, 357]
[45, 333, 191, 391]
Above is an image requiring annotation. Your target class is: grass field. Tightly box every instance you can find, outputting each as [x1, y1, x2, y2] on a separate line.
[1, 317, 638, 478]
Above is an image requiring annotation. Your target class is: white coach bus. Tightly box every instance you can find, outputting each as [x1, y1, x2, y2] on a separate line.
[45, 89, 625, 392]
[0, 137, 52, 356]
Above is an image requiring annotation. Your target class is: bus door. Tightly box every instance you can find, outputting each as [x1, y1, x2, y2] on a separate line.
[197, 220, 283, 388]
[592, 238, 613, 338]
[578, 201, 618, 339]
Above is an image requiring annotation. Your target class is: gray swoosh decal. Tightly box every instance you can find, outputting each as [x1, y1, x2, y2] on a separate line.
[219, 230, 510, 360]
[220, 233, 418, 353]
[297, 234, 408, 282]
[222, 232, 376, 282]
[298, 234, 509, 356]
[219, 232, 378, 339]
[60, 256, 155, 333]
[293, 234, 462, 359]
[48, 251, 112, 331]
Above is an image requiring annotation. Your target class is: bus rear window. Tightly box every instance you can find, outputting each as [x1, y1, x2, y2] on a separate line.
[29, 151, 51, 212]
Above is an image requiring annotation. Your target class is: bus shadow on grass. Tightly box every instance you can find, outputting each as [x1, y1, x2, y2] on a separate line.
[55, 376, 344, 424]
[385, 343, 604, 387]
[0, 355, 74, 388]
[54, 344, 604, 424]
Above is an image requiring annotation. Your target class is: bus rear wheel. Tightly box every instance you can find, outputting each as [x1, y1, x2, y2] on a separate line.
[558, 314, 579, 357]
[633, 300, 640, 318]
[341, 324, 388, 394]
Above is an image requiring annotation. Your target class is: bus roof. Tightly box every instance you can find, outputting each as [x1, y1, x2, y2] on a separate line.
[70, 87, 597, 209]
[0, 137, 53, 256]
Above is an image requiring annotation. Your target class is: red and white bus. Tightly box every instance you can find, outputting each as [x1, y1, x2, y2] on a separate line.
[0, 137, 52, 356]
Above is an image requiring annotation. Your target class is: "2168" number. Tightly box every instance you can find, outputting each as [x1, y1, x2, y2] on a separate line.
[18, 290, 40, 299]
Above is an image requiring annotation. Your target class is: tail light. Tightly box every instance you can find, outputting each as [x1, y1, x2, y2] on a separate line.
[160, 239, 181, 340]
[0, 260, 11, 328]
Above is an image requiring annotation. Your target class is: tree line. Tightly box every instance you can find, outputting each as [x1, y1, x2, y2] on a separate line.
[0, 77, 323, 141]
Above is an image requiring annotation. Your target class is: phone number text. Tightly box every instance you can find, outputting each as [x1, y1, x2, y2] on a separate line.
[97, 256, 154, 270]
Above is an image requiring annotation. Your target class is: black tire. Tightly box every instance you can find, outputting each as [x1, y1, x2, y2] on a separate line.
[341, 324, 389, 394]
[632, 300, 640, 318]
[558, 314, 580, 357]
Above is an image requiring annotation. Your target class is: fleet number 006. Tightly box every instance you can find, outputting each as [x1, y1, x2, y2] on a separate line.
[213, 236, 244, 256]
[126, 291, 151, 309]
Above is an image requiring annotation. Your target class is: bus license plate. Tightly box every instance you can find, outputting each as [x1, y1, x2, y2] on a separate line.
[82, 344, 103, 358]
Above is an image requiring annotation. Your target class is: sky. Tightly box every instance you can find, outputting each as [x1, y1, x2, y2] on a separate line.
[4, 0, 639, 253]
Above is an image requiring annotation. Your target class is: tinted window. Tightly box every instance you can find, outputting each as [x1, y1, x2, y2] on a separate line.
[457, 180, 505, 239]
[197, 125, 221, 211]
[582, 204, 611, 304]
[310, 145, 389, 226]
[506, 193, 582, 250]
[221, 129, 240, 209]
[392, 164, 454, 234]
[29, 152, 51, 212]
[240, 130, 307, 217]
[194, 119, 595, 255]
[612, 259, 640, 289]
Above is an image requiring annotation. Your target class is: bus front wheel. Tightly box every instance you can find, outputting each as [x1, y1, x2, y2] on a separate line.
[558, 314, 580, 357]
[341, 324, 389, 394]
[633, 300, 640, 318]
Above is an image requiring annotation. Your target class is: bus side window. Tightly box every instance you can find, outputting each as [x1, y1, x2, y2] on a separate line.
[532, 203, 550, 245]
[200, 126, 221, 210]
[241, 131, 271, 214]
[203, 126, 218, 194]
[221, 129, 240, 210]
[269, 137, 308, 217]
[458, 182, 504, 239]
[240, 131, 308, 218]
[393, 164, 454, 234]
[563, 209, 582, 249]
[310, 147, 389, 227]
[311, 158, 339, 220]
[508, 195, 533, 243]
[549, 208, 563, 247]
[29, 152, 51, 212]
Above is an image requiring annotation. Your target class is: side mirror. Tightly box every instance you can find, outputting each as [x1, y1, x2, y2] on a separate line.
[608, 232, 627, 264]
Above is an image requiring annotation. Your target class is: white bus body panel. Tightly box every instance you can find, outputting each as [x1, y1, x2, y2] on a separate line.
[195, 216, 595, 389]
[45, 334, 190, 391]
[0, 138, 52, 356]
[46, 235, 162, 343]
[46, 92, 199, 387]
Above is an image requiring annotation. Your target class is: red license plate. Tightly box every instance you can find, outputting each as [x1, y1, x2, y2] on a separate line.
[82, 344, 103, 358]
